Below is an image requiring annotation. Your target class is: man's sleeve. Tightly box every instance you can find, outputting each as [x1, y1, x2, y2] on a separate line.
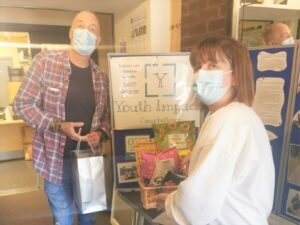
[99, 99, 111, 141]
[99, 73, 111, 141]
[13, 52, 54, 131]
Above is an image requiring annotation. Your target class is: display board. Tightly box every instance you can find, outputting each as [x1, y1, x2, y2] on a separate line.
[250, 43, 300, 224]
[108, 53, 200, 130]
[249, 46, 295, 213]
[108, 53, 200, 189]
[278, 44, 300, 223]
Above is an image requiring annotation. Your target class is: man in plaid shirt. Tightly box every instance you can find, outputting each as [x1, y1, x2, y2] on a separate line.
[13, 11, 110, 225]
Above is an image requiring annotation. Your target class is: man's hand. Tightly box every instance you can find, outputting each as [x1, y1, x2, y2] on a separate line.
[60, 122, 85, 141]
[86, 131, 101, 149]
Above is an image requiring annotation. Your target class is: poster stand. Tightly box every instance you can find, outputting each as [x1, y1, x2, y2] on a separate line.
[108, 45, 300, 224]
[107, 53, 201, 225]
[249, 42, 300, 224]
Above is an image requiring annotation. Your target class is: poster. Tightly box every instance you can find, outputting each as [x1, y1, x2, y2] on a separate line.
[130, 11, 147, 52]
[109, 54, 200, 130]
[287, 144, 300, 186]
[253, 77, 285, 127]
[117, 162, 138, 184]
[286, 189, 300, 219]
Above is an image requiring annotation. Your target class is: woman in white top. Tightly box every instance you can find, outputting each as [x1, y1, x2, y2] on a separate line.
[163, 36, 275, 225]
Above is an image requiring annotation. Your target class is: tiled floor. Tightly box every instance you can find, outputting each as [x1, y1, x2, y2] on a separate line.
[0, 159, 111, 225]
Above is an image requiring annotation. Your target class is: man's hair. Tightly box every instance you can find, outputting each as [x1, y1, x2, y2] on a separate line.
[263, 24, 274, 43]
[263, 22, 291, 45]
[190, 36, 254, 107]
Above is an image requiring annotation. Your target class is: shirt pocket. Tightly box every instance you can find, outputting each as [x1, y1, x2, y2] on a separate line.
[44, 86, 61, 115]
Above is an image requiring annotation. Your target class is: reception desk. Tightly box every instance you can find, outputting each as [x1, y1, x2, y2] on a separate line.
[0, 119, 32, 161]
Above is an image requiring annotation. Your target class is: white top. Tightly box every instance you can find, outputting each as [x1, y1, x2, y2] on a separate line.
[165, 102, 275, 225]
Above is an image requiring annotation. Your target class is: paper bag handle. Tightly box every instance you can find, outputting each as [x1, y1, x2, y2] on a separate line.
[76, 139, 96, 154]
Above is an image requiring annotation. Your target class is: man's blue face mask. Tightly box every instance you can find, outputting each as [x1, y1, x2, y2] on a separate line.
[281, 36, 295, 45]
[73, 28, 97, 56]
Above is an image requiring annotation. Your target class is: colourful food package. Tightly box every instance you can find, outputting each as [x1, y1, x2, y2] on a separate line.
[152, 121, 196, 152]
[136, 146, 180, 186]
[149, 147, 180, 186]
[134, 139, 158, 185]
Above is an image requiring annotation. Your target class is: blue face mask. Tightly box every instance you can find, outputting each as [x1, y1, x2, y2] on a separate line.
[281, 36, 295, 45]
[73, 29, 97, 56]
[193, 69, 231, 105]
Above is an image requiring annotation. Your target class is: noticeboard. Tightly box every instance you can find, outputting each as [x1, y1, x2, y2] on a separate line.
[108, 53, 200, 189]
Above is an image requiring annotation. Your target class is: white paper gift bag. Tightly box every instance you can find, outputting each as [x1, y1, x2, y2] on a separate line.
[72, 141, 107, 214]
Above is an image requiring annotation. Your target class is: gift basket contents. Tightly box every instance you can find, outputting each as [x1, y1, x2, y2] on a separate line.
[134, 121, 196, 209]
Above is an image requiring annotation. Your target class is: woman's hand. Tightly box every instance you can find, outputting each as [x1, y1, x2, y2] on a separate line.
[181, 152, 191, 176]
[157, 193, 169, 211]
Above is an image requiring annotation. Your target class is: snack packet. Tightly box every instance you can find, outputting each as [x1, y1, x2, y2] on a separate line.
[153, 121, 196, 152]
[149, 147, 179, 186]
[134, 139, 158, 185]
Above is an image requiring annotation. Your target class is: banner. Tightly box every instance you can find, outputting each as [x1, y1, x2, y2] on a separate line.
[108, 54, 200, 130]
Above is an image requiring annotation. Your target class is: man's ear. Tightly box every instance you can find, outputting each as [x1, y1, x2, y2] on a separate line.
[97, 34, 102, 46]
[69, 27, 73, 41]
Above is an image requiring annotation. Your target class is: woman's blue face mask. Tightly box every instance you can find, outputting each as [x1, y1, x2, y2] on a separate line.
[193, 69, 232, 105]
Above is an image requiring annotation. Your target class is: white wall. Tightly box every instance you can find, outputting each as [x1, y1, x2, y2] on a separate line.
[114, 0, 150, 53]
[149, 0, 170, 52]
[0, 7, 75, 25]
[114, 0, 170, 53]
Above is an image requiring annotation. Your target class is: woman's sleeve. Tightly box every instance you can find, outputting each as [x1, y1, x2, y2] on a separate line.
[165, 144, 235, 225]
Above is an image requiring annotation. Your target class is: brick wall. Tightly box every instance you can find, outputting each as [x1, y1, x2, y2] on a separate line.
[181, 0, 233, 52]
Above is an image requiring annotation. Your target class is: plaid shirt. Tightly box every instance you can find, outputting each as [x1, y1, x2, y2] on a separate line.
[13, 50, 110, 184]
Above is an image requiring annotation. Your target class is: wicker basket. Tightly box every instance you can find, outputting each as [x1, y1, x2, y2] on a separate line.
[134, 139, 178, 209]
[138, 180, 177, 209]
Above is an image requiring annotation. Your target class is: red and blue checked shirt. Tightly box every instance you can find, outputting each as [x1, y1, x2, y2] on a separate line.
[13, 50, 111, 184]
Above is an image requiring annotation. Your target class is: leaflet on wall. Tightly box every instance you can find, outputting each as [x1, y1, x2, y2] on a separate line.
[257, 51, 287, 72]
[130, 11, 147, 52]
[293, 111, 300, 128]
[109, 54, 200, 130]
[298, 74, 300, 93]
[286, 189, 300, 220]
[253, 77, 284, 127]
[117, 162, 138, 184]
[287, 144, 300, 186]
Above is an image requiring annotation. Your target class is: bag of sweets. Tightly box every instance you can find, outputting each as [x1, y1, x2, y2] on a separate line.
[135, 140, 179, 186]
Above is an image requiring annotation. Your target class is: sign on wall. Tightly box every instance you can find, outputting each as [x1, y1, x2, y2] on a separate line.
[108, 53, 200, 130]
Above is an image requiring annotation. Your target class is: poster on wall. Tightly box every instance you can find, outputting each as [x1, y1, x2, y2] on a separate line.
[130, 11, 147, 52]
[286, 189, 300, 219]
[287, 144, 300, 186]
[117, 162, 138, 184]
[108, 54, 200, 130]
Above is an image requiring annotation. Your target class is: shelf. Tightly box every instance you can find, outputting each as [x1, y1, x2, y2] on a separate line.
[240, 2, 300, 21]
[0, 120, 25, 126]
[19, 59, 30, 63]
[241, 3, 300, 10]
